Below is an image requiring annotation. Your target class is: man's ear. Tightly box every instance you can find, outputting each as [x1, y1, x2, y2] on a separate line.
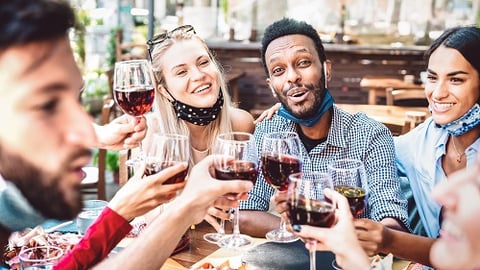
[324, 60, 332, 83]
[266, 78, 277, 98]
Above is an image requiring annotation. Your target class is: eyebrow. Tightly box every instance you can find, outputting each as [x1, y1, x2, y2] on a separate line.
[268, 47, 309, 66]
[426, 68, 470, 77]
[170, 55, 207, 71]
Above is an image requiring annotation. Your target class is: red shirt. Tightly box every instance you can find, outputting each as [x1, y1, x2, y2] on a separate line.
[53, 207, 132, 269]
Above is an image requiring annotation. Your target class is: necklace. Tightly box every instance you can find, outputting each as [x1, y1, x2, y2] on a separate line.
[451, 137, 466, 163]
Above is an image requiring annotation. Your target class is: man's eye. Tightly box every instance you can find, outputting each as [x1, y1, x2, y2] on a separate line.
[39, 100, 58, 113]
[271, 67, 284, 75]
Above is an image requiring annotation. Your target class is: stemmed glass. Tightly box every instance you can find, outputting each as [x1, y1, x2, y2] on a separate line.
[211, 132, 258, 249]
[328, 158, 369, 270]
[113, 59, 155, 166]
[287, 172, 335, 270]
[261, 131, 302, 243]
[144, 134, 190, 185]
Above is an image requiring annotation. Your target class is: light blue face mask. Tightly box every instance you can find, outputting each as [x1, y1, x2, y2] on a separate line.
[0, 181, 45, 232]
[438, 103, 480, 137]
[277, 90, 335, 127]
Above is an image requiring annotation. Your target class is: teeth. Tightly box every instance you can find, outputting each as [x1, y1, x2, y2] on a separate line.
[434, 102, 454, 109]
[194, 84, 210, 93]
[441, 220, 463, 239]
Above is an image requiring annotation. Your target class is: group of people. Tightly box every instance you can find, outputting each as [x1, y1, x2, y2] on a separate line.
[0, 1, 479, 270]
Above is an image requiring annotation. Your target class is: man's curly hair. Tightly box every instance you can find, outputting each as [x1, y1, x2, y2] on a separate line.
[260, 18, 327, 76]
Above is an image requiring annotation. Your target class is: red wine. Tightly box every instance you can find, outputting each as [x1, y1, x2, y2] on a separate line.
[145, 161, 188, 185]
[334, 185, 366, 217]
[261, 153, 301, 191]
[287, 196, 335, 227]
[114, 86, 155, 116]
[214, 160, 258, 184]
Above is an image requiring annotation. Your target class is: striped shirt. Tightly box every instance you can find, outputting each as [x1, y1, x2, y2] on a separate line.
[241, 106, 409, 229]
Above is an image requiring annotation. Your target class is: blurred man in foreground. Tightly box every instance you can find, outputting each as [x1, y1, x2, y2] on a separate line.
[0, 0, 252, 269]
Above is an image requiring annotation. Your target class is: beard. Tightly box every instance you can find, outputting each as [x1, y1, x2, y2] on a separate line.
[0, 144, 90, 220]
[277, 76, 326, 119]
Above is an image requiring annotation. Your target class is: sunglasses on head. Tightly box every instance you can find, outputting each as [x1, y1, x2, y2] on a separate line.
[146, 25, 196, 61]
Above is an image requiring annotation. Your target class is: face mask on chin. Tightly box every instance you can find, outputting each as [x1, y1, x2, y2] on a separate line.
[436, 103, 480, 136]
[166, 89, 224, 126]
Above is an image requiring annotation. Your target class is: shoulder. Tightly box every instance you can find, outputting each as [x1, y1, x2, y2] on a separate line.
[231, 107, 255, 133]
[333, 106, 388, 133]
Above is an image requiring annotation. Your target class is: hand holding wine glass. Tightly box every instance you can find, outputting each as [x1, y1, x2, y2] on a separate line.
[210, 132, 258, 249]
[287, 172, 335, 270]
[113, 59, 155, 166]
[144, 133, 190, 185]
[261, 131, 302, 243]
[328, 158, 368, 270]
[328, 159, 368, 218]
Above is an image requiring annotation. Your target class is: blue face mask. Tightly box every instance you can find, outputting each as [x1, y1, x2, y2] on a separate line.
[0, 181, 45, 232]
[438, 103, 480, 136]
[277, 90, 335, 127]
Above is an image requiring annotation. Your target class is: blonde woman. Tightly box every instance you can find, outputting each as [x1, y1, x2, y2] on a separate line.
[144, 25, 254, 231]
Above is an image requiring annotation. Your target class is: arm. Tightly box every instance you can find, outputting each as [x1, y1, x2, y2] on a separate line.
[232, 107, 255, 133]
[92, 155, 253, 270]
[93, 114, 147, 150]
[253, 103, 281, 124]
[354, 218, 434, 266]
[362, 120, 410, 231]
[54, 163, 186, 269]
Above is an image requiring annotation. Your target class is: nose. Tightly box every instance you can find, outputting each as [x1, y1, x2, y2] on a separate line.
[65, 103, 97, 148]
[190, 66, 206, 81]
[430, 80, 449, 100]
[285, 66, 301, 84]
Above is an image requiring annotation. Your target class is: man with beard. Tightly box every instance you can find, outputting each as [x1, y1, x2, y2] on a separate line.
[0, 0, 252, 269]
[239, 18, 409, 239]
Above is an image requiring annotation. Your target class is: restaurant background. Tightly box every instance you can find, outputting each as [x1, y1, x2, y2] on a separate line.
[71, 0, 480, 116]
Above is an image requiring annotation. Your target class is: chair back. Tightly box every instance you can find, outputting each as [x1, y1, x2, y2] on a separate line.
[81, 98, 115, 200]
[386, 88, 427, 107]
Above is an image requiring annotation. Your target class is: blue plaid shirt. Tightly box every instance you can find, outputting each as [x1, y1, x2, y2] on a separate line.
[241, 106, 409, 229]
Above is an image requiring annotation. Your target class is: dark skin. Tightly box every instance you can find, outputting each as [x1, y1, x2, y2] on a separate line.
[240, 34, 405, 237]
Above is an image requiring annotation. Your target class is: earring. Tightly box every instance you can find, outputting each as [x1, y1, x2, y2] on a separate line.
[323, 62, 328, 89]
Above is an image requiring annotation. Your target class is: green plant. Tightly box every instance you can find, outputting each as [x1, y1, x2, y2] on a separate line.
[106, 150, 120, 172]
[92, 149, 119, 172]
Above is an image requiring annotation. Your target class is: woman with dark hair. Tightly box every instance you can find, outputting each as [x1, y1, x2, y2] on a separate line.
[350, 26, 480, 267]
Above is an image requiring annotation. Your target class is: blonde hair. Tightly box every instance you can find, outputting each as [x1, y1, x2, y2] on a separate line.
[147, 27, 235, 169]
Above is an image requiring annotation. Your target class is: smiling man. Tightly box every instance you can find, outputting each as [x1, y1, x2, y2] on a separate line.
[239, 18, 409, 238]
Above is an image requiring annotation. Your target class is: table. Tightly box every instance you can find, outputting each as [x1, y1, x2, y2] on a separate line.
[151, 221, 411, 270]
[360, 76, 424, 105]
[336, 103, 430, 128]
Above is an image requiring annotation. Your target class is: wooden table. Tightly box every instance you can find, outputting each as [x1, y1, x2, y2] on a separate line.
[336, 103, 430, 128]
[360, 76, 424, 105]
[153, 221, 412, 270]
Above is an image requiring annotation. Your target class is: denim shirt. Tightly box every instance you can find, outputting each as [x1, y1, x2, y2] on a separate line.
[395, 117, 480, 238]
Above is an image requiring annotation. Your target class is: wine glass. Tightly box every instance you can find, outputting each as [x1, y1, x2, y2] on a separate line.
[287, 172, 335, 270]
[113, 59, 155, 166]
[144, 133, 190, 185]
[261, 131, 302, 243]
[327, 158, 368, 270]
[211, 132, 258, 249]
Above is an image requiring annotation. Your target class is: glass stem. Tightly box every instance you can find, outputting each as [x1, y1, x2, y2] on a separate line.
[218, 217, 225, 234]
[308, 239, 317, 270]
[232, 206, 241, 235]
[279, 216, 287, 233]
